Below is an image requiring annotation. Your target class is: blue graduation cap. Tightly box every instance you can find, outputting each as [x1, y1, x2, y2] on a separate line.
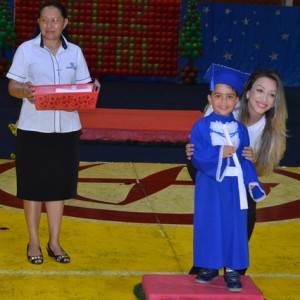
[204, 63, 250, 96]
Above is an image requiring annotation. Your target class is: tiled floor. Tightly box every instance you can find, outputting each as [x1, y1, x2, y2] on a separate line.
[0, 160, 299, 299]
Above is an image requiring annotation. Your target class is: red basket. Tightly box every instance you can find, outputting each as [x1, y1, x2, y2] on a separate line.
[33, 79, 100, 110]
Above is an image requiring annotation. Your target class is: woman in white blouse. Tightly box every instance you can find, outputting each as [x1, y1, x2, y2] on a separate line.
[7, 1, 91, 264]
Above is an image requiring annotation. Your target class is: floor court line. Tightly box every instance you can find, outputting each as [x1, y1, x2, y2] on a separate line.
[0, 270, 300, 278]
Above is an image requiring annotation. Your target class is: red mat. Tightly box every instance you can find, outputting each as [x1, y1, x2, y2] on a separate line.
[142, 274, 264, 300]
[78, 108, 203, 143]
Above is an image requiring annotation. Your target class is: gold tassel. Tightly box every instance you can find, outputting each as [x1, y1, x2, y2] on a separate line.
[8, 123, 17, 136]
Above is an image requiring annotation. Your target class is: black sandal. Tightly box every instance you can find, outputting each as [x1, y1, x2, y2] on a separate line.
[27, 244, 43, 265]
[46, 243, 70, 263]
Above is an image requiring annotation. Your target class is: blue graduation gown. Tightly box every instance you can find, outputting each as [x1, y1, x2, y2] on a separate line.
[190, 112, 265, 270]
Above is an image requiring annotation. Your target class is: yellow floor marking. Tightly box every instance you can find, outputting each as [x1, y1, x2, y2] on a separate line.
[0, 161, 299, 299]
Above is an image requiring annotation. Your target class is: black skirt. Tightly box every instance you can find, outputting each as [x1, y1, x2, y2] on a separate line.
[16, 129, 80, 201]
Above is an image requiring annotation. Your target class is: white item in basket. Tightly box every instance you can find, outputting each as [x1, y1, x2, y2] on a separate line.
[55, 87, 92, 93]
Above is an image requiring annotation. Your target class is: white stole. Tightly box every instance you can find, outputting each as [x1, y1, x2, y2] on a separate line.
[222, 124, 248, 210]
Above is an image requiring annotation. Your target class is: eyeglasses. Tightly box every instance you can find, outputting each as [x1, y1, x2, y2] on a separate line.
[39, 17, 64, 25]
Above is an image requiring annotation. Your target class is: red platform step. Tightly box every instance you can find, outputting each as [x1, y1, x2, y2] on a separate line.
[142, 274, 264, 300]
[78, 108, 203, 143]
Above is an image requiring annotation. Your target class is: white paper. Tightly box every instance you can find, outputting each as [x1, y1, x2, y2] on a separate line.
[55, 88, 92, 93]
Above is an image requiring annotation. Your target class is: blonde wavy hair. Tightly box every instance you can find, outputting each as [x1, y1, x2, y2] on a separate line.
[238, 69, 288, 176]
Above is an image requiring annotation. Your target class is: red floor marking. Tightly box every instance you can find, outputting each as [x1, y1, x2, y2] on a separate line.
[0, 162, 299, 224]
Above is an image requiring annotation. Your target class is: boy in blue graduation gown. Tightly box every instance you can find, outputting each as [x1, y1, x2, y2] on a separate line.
[190, 64, 266, 292]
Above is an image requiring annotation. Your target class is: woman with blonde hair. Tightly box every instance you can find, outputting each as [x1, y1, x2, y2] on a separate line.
[186, 68, 288, 275]
[237, 69, 287, 176]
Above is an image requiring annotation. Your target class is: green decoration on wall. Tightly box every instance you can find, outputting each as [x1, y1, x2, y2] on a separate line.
[178, 0, 203, 84]
[0, 0, 16, 76]
[0, 0, 16, 51]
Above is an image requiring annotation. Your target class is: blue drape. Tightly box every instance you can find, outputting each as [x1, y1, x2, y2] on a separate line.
[180, 2, 300, 87]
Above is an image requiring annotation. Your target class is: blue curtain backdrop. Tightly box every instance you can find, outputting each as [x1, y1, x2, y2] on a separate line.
[180, 2, 300, 87]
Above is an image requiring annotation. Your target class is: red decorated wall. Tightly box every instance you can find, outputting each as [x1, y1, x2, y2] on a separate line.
[14, 0, 181, 78]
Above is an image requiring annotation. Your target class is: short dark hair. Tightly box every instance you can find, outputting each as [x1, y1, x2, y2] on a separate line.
[34, 1, 68, 38]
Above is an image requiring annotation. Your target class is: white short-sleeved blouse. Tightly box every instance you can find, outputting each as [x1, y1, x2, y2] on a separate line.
[7, 34, 92, 133]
